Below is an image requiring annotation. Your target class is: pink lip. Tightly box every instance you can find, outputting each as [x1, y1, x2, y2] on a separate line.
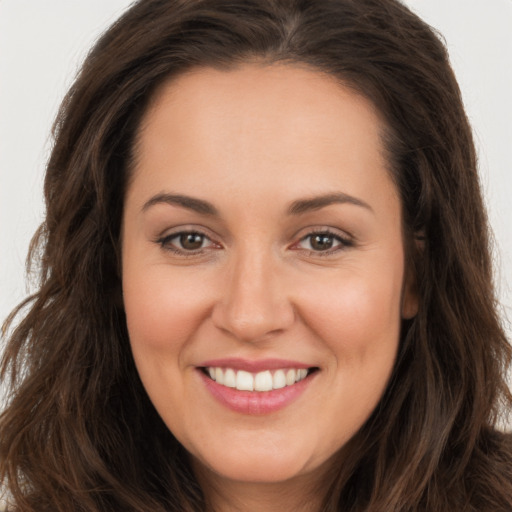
[199, 357, 312, 372]
[198, 366, 317, 415]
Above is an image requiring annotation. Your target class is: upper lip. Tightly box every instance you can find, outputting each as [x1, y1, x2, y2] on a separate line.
[199, 358, 314, 373]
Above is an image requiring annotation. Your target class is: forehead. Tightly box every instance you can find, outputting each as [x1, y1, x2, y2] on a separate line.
[129, 63, 398, 214]
[140, 63, 386, 148]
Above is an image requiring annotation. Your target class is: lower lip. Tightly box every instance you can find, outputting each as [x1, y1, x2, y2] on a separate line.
[199, 370, 315, 415]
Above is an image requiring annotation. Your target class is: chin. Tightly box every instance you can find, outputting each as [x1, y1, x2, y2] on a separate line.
[206, 462, 309, 485]
[189, 442, 317, 485]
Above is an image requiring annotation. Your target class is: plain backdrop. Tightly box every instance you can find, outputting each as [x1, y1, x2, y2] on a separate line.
[1, 1, 511, 412]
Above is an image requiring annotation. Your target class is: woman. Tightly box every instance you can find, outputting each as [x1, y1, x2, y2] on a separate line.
[1, 0, 511, 510]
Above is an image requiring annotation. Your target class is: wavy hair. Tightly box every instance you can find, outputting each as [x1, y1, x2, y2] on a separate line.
[1, 0, 511, 510]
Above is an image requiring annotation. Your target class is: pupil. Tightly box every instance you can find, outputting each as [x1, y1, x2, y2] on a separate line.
[180, 233, 203, 250]
[311, 234, 333, 251]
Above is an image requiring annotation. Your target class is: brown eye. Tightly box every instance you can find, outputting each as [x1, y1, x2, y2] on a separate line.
[179, 233, 205, 250]
[157, 231, 215, 254]
[295, 231, 351, 254]
[309, 234, 335, 251]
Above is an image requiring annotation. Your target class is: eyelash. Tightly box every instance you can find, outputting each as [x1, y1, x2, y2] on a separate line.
[293, 229, 354, 256]
[156, 231, 218, 257]
[155, 228, 354, 257]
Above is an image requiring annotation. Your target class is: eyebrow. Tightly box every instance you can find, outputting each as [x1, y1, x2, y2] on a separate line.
[142, 193, 218, 216]
[141, 191, 373, 217]
[287, 193, 373, 215]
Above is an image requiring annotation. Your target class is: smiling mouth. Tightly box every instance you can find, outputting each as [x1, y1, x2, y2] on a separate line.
[202, 367, 318, 392]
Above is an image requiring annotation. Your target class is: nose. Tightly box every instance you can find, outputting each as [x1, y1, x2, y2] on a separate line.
[211, 249, 295, 343]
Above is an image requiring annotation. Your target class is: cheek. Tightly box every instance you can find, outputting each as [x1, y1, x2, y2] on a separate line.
[122, 263, 213, 358]
[295, 266, 403, 438]
[121, 263, 215, 432]
[295, 263, 404, 359]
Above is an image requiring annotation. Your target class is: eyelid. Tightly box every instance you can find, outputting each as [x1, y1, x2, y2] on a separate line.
[154, 226, 222, 255]
[153, 225, 354, 257]
[289, 227, 355, 255]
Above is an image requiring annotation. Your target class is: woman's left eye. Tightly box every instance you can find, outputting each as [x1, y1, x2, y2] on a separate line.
[295, 232, 351, 253]
[158, 231, 216, 253]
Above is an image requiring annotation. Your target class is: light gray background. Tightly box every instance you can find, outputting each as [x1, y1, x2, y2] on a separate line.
[1, 1, 511, 412]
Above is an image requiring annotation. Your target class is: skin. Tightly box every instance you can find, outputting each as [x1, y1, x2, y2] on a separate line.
[122, 63, 417, 512]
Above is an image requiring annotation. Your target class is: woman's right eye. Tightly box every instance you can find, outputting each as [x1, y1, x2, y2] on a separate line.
[157, 231, 218, 254]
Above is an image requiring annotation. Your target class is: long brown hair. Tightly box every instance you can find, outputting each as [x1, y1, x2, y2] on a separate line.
[1, 1, 511, 510]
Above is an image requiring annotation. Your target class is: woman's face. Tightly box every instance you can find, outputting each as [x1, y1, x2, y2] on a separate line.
[122, 64, 417, 487]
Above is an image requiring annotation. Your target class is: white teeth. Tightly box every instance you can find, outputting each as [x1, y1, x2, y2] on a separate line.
[286, 369, 296, 386]
[236, 370, 254, 391]
[206, 366, 311, 391]
[224, 368, 236, 388]
[254, 370, 273, 392]
[297, 368, 308, 381]
[273, 369, 286, 389]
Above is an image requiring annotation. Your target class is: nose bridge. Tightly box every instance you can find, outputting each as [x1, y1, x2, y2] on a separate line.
[212, 242, 294, 342]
